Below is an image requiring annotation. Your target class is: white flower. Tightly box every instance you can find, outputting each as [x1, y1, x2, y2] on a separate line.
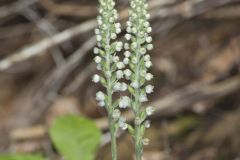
[143, 138, 150, 145]
[98, 101, 105, 107]
[132, 57, 138, 64]
[132, 27, 137, 33]
[102, 24, 107, 30]
[139, 94, 148, 102]
[123, 58, 129, 64]
[124, 69, 132, 77]
[105, 44, 110, 50]
[146, 36, 152, 43]
[119, 96, 130, 108]
[140, 47, 147, 55]
[124, 43, 130, 50]
[131, 81, 139, 89]
[111, 33, 117, 39]
[125, 34, 131, 40]
[126, 27, 131, 33]
[114, 82, 121, 91]
[97, 19, 102, 25]
[123, 69, 132, 79]
[144, 120, 151, 128]
[113, 56, 119, 62]
[92, 74, 100, 83]
[147, 44, 153, 50]
[146, 13, 150, 19]
[113, 10, 118, 19]
[113, 109, 121, 119]
[144, 22, 150, 27]
[147, 27, 152, 33]
[131, 2, 136, 8]
[94, 56, 102, 63]
[120, 83, 127, 91]
[111, 1, 116, 6]
[146, 106, 154, 116]
[131, 42, 137, 49]
[116, 70, 124, 79]
[116, 28, 121, 34]
[96, 35, 102, 41]
[145, 60, 152, 68]
[145, 73, 153, 81]
[135, 117, 141, 125]
[116, 62, 124, 69]
[116, 42, 123, 51]
[97, 42, 102, 47]
[93, 47, 99, 54]
[115, 23, 121, 29]
[146, 85, 154, 94]
[119, 117, 128, 130]
[140, 70, 147, 77]
[124, 51, 131, 57]
[139, 31, 145, 38]
[96, 91, 105, 101]
[95, 28, 100, 34]
[126, 21, 132, 27]
[144, 54, 150, 61]
[97, 64, 102, 70]
[114, 14, 118, 19]
[109, 17, 114, 23]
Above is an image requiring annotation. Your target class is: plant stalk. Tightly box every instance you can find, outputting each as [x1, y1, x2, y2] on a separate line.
[106, 46, 117, 160]
[109, 116, 117, 160]
[135, 124, 142, 160]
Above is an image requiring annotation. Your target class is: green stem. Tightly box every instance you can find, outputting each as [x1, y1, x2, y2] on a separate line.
[106, 71, 117, 160]
[107, 84, 117, 160]
[104, 4, 118, 158]
[106, 41, 117, 160]
[135, 124, 142, 160]
[134, 27, 143, 160]
[109, 116, 117, 160]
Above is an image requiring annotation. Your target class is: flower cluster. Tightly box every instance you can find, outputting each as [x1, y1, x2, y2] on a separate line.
[94, 0, 154, 159]
[93, 0, 126, 114]
[93, 1, 127, 159]
[123, 0, 154, 157]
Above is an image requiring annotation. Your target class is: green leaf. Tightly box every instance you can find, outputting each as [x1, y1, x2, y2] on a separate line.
[0, 154, 44, 160]
[128, 86, 135, 95]
[100, 77, 107, 87]
[127, 124, 134, 135]
[49, 115, 101, 160]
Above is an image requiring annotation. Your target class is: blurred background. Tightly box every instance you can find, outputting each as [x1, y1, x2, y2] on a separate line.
[0, 0, 240, 160]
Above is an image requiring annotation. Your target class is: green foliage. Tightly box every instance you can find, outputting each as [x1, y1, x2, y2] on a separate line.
[172, 116, 200, 135]
[49, 115, 101, 160]
[0, 154, 44, 160]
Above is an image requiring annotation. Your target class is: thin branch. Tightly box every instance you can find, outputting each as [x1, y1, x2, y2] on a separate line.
[22, 7, 66, 66]
[0, 0, 38, 19]
[0, 19, 97, 71]
[40, 0, 98, 18]
[6, 37, 96, 128]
